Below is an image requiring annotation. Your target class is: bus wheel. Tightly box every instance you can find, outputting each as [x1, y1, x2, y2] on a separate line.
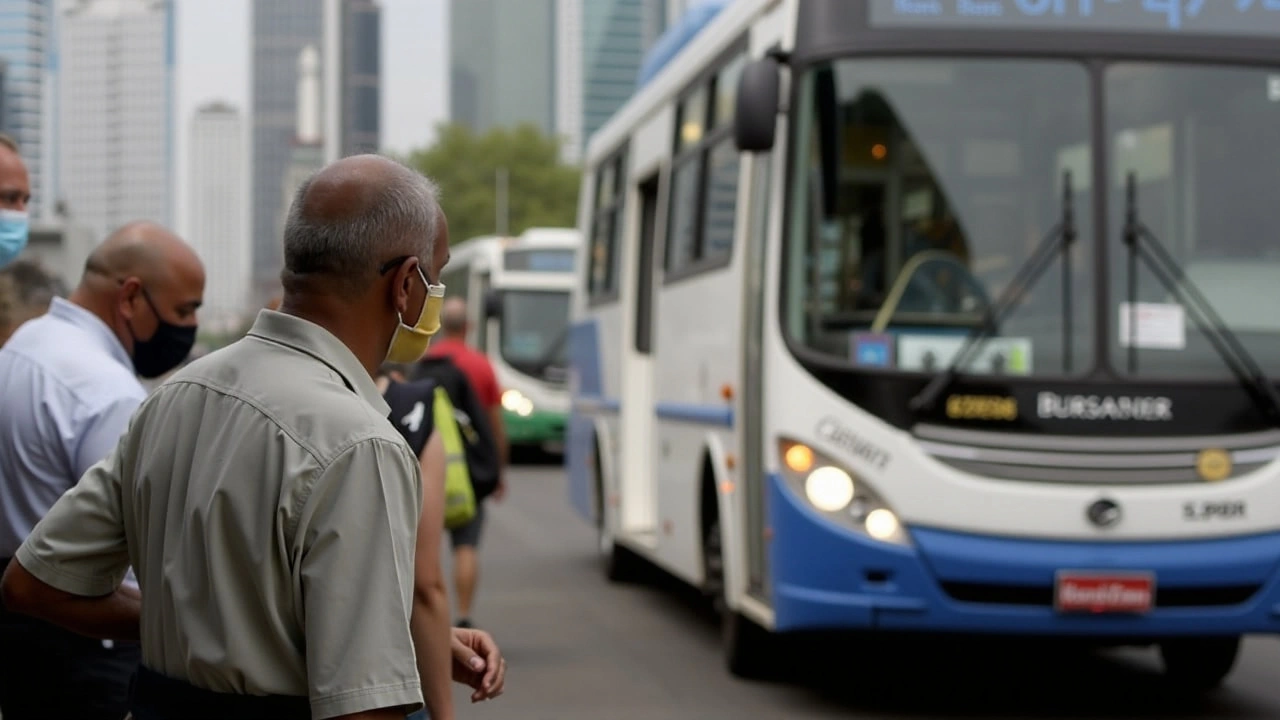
[1159, 636, 1240, 691]
[704, 511, 775, 679]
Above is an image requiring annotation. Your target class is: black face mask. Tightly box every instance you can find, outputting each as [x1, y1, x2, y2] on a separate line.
[130, 288, 197, 379]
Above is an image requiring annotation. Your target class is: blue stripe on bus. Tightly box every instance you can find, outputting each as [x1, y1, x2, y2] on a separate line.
[572, 396, 621, 413]
[654, 402, 734, 427]
[768, 472, 1280, 635]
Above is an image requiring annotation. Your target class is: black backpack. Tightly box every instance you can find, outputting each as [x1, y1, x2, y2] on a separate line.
[382, 377, 440, 457]
[408, 357, 501, 501]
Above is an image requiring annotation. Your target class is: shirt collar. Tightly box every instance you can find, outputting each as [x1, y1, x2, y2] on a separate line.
[245, 310, 390, 416]
[48, 297, 133, 370]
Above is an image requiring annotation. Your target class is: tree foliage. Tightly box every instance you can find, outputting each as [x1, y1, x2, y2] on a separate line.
[406, 123, 581, 245]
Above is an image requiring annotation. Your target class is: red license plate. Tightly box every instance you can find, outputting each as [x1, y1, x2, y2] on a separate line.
[1054, 571, 1155, 614]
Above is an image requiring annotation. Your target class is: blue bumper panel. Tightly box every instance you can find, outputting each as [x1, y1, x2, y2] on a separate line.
[768, 473, 1280, 636]
[566, 320, 602, 523]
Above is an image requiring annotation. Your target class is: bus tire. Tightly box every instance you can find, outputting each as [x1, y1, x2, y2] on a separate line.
[595, 439, 643, 583]
[704, 507, 775, 679]
[1158, 636, 1240, 691]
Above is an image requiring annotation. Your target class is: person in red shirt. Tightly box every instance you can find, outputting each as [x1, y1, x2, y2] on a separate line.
[423, 297, 507, 627]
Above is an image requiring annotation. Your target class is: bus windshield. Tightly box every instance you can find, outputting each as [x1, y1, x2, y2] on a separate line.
[499, 289, 571, 377]
[785, 56, 1280, 382]
[1105, 62, 1280, 380]
[784, 58, 1094, 378]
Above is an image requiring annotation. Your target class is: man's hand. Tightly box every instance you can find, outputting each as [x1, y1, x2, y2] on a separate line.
[451, 627, 506, 702]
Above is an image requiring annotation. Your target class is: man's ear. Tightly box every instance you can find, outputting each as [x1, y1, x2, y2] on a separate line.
[117, 277, 143, 321]
[391, 259, 419, 317]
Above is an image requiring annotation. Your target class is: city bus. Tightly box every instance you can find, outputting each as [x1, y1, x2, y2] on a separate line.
[565, 0, 1280, 688]
[440, 227, 580, 455]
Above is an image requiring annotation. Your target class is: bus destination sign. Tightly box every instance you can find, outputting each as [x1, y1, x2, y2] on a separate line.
[869, 0, 1280, 37]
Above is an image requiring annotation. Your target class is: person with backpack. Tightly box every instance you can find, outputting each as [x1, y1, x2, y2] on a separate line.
[376, 364, 504, 718]
[410, 336, 503, 630]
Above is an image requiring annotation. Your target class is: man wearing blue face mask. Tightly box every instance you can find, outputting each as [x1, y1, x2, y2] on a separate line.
[0, 133, 32, 269]
[0, 220, 204, 720]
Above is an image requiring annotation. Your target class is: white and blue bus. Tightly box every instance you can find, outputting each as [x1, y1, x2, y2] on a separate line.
[440, 227, 580, 454]
[565, 0, 1280, 688]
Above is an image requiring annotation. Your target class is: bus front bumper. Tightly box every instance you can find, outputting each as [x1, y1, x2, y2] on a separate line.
[768, 473, 1280, 637]
[503, 409, 567, 448]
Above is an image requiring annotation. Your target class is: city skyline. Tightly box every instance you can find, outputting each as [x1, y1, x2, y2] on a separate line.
[187, 100, 248, 331]
[60, 0, 174, 242]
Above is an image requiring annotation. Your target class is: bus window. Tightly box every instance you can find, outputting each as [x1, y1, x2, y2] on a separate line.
[442, 268, 470, 310]
[702, 139, 740, 261]
[588, 148, 627, 302]
[1105, 62, 1280, 380]
[785, 58, 1093, 377]
[665, 46, 747, 278]
[667, 156, 701, 270]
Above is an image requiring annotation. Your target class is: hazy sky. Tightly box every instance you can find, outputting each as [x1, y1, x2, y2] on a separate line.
[173, 0, 448, 233]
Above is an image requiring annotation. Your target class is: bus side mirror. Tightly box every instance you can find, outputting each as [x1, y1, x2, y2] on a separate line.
[734, 56, 781, 153]
[484, 290, 502, 319]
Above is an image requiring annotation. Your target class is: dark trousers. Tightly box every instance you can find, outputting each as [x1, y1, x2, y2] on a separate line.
[0, 609, 140, 720]
[127, 665, 310, 720]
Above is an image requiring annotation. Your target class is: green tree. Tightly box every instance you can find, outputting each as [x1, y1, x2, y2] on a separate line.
[405, 123, 581, 245]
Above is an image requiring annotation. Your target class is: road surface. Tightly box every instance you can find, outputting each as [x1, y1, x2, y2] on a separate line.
[451, 463, 1280, 719]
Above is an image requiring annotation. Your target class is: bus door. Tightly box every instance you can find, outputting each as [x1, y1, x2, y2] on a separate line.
[742, 150, 775, 600]
[618, 173, 663, 539]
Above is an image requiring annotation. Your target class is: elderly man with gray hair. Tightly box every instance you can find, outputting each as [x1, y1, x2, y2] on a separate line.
[0, 154, 506, 720]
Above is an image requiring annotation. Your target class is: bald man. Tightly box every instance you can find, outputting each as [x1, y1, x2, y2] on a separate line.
[0, 133, 31, 269]
[1, 155, 505, 720]
[0, 221, 204, 720]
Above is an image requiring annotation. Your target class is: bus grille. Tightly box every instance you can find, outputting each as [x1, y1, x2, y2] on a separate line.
[940, 581, 1260, 608]
[912, 424, 1280, 485]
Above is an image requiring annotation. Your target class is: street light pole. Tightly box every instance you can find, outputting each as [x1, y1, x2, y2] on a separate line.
[495, 166, 509, 236]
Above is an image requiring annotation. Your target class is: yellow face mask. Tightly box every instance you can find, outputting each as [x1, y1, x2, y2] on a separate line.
[385, 266, 446, 364]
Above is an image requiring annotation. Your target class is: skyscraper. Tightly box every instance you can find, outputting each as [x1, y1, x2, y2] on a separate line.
[554, 0, 583, 163]
[59, 0, 173, 241]
[338, 0, 379, 156]
[0, 0, 52, 218]
[188, 102, 249, 330]
[250, 0, 322, 305]
[582, 0, 645, 151]
[278, 44, 324, 247]
[449, 0, 557, 136]
[552, 0, 648, 160]
[250, 0, 381, 306]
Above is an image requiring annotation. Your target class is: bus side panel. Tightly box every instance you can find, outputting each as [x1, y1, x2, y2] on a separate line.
[653, 267, 743, 584]
[566, 318, 603, 523]
[567, 302, 626, 519]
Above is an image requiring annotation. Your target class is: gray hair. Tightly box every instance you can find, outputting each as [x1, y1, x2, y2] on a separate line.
[281, 157, 442, 299]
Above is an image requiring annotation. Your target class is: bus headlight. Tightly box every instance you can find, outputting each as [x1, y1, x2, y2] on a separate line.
[502, 389, 534, 417]
[804, 466, 855, 512]
[779, 439, 911, 547]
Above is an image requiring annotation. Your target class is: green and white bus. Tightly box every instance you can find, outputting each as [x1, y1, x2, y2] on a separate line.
[441, 227, 582, 455]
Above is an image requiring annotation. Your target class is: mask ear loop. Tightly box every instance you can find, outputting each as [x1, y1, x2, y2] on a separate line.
[403, 266, 445, 328]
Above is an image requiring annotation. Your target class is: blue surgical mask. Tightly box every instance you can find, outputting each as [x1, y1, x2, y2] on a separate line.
[0, 208, 29, 268]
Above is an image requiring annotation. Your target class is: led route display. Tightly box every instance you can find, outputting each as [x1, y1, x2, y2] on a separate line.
[869, 0, 1280, 36]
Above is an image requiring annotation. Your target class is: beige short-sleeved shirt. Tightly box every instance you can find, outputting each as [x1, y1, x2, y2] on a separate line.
[15, 310, 425, 719]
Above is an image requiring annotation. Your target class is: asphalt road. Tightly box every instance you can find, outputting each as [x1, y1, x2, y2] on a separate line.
[451, 461, 1280, 720]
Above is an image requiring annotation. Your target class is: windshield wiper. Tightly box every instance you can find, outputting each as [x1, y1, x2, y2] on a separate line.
[910, 171, 1078, 415]
[1121, 172, 1280, 424]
